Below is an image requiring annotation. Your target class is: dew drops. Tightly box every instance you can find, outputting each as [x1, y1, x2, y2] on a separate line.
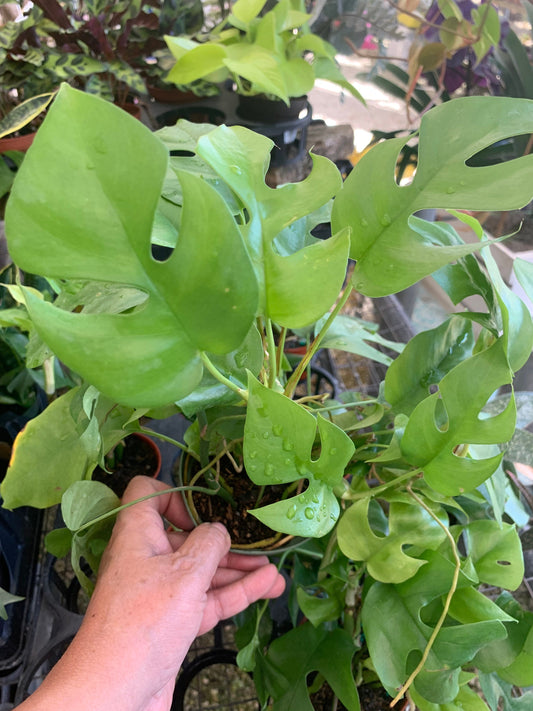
[360, 218, 369, 227]
[249, 464, 257, 472]
[286, 505, 297, 520]
[298, 494, 306, 504]
[230, 165, 242, 175]
[265, 463, 274, 477]
[262, 431, 270, 439]
[304, 507, 315, 520]
[248, 450, 257, 459]
[381, 214, 392, 226]
[329, 447, 337, 456]
[282, 439, 294, 452]
[273, 424, 283, 436]
[446, 186, 455, 194]
[312, 494, 319, 504]
[284, 458, 292, 466]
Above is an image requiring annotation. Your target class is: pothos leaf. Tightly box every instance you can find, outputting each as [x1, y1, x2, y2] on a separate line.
[401, 340, 515, 496]
[243, 374, 354, 537]
[332, 97, 533, 296]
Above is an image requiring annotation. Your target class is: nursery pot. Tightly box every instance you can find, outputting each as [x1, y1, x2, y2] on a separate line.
[0, 133, 36, 154]
[236, 94, 309, 123]
[92, 432, 161, 498]
[175, 451, 303, 554]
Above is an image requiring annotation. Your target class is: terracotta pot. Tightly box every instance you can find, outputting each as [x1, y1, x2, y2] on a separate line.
[115, 102, 142, 120]
[92, 432, 161, 498]
[148, 85, 198, 104]
[0, 132, 36, 154]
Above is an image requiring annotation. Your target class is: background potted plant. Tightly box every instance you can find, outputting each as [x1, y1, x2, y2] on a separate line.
[164, 0, 364, 112]
[2, 84, 533, 708]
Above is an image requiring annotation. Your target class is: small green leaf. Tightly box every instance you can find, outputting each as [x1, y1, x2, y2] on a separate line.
[0, 588, 24, 620]
[44, 527, 73, 558]
[465, 521, 524, 590]
[385, 316, 474, 416]
[61, 480, 120, 532]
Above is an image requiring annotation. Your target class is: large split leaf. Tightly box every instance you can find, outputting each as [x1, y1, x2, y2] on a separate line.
[332, 97, 533, 296]
[362, 551, 509, 704]
[196, 124, 349, 327]
[255, 622, 360, 711]
[401, 340, 515, 496]
[243, 375, 354, 537]
[5, 85, 259, 408]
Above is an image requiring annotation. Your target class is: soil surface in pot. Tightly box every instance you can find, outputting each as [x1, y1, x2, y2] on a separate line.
[310, 683, 395, 711]
[184, 454, 287, 547]
[93, 435, 159, 498]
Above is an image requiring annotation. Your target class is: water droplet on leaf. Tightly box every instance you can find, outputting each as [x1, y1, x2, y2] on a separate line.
[304, 507, 314, 520]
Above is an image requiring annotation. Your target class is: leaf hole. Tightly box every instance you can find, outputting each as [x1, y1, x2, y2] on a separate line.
[151, 244, 174, 262]
[466, 134, 532, 167]
[434, 396, 449, 432]
[234, 208, 250, 226]
[497, 560, 511, 566]
[169, 149, 196, 158]
[394, 134, 419, 187]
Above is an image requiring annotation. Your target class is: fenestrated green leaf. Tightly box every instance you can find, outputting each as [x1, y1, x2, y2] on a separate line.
[401, 340, 515, 496]
[480, 672, 533, 711]
[6, 85, 259, 408]
[196, 124, 348, 328]
[256, 622, 360, 711]
[337, 494, 447, 583]
[464, 521, 524, 590]
[362, 552, 508, 704]
[244, 375, 354, 537]
[332, 97, 533, 297]
[385, 316, 474, 416]
[410, 673, 490, 711]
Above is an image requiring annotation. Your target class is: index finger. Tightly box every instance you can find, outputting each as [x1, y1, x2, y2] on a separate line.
[120, 476, 194, 531]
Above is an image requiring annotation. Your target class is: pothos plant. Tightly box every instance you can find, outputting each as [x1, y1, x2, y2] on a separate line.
[2, 84, 533, 708]
[164, 0, 363, 104]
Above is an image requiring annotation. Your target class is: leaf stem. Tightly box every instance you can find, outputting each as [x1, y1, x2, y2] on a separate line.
[346, 469, 422, 501]
[200, 352, 248, 401]
[138, 427, 189, 453]
[390, 484, 461, 707]
[265, 318, 277, 388]
[284, 284, 353, 399]
[74, 485, 222, 536]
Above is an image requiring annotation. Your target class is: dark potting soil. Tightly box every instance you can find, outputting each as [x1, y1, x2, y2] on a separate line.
[184, 455, 286, 547]
[92, 435, 159, 498]
[310, 683, 394, 711]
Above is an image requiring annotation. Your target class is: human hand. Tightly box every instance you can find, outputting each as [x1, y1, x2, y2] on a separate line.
[19, 476, 285, 711]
